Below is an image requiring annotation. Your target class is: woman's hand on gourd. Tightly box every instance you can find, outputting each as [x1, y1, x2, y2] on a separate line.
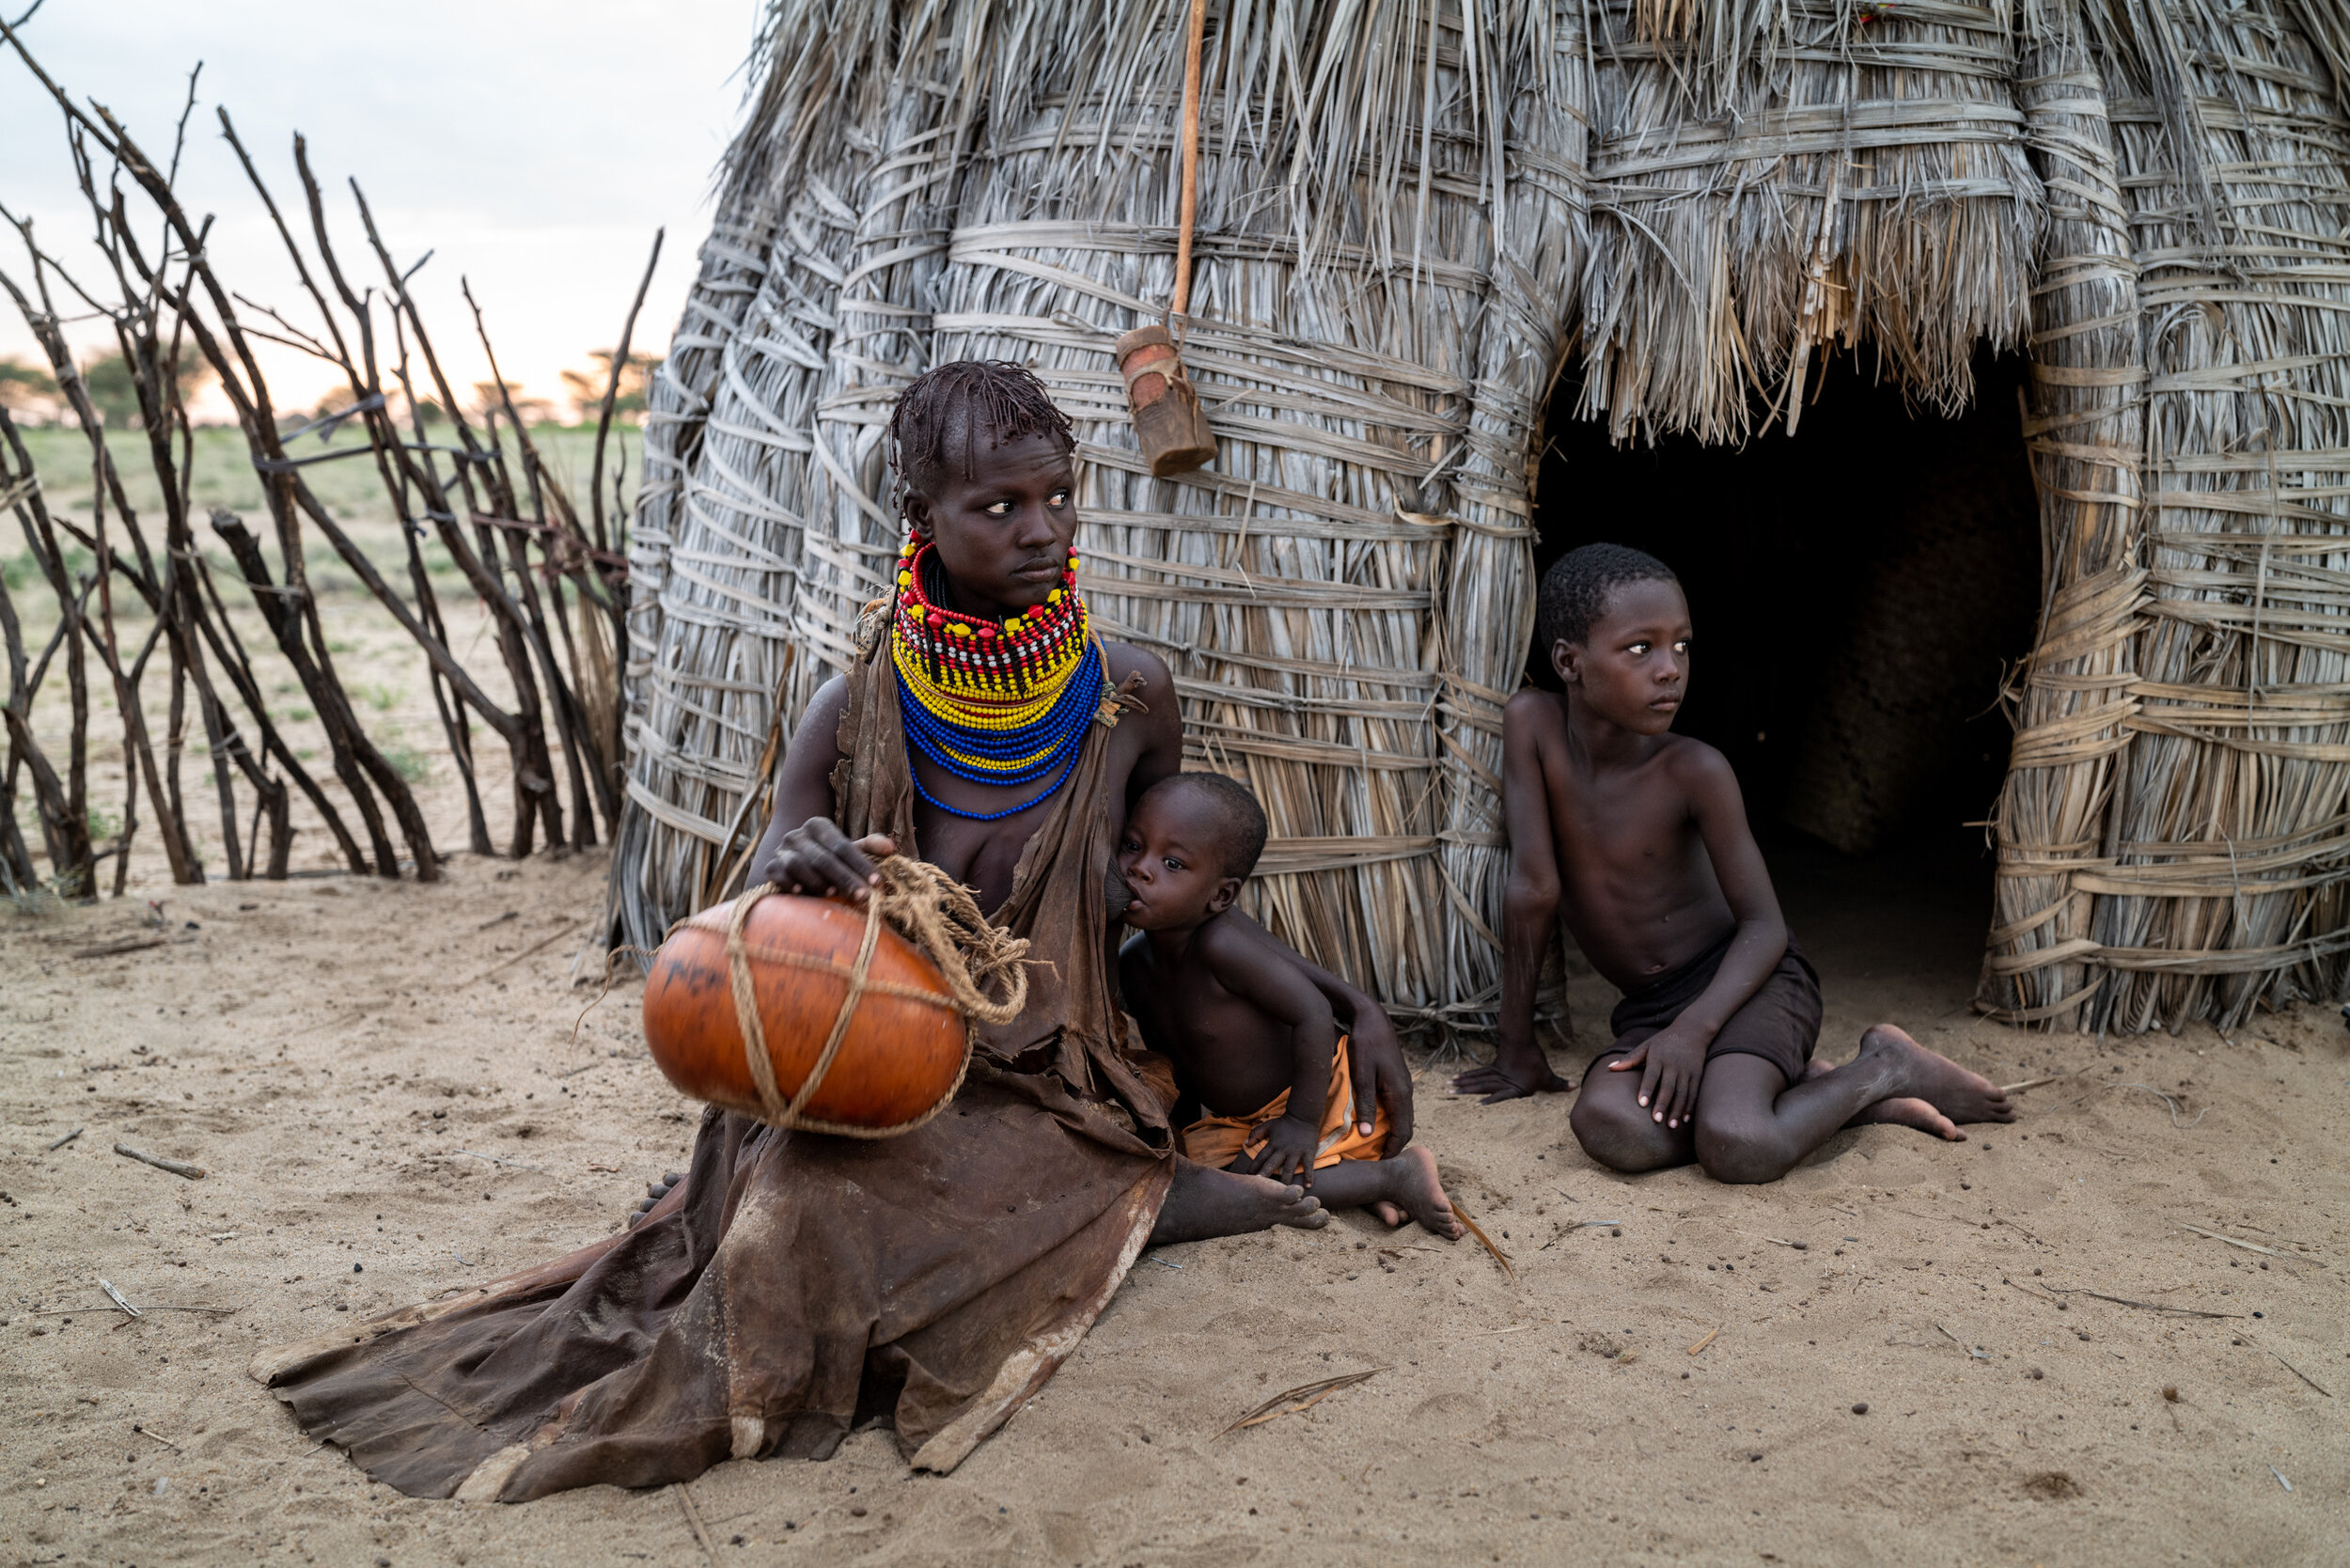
[759, 819, 896, 902]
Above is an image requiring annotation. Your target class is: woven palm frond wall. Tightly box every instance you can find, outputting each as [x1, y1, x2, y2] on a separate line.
[615, 0, 2350, 1039]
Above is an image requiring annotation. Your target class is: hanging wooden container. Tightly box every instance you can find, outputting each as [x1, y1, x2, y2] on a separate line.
[1116, 325, 1216, 476]
[642, 893, 969, 1137]
[1117, 0, 1216, 478]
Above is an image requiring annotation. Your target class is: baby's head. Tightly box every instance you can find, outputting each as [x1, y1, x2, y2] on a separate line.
[1536, 543, 1690, 734]
[1117, 773, 1268, 933]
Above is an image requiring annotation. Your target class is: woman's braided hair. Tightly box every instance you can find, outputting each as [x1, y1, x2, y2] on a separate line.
[885, 360, 1075, 518]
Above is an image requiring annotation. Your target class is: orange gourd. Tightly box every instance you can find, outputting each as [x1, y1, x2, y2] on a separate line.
[642, 892, 970, 1137]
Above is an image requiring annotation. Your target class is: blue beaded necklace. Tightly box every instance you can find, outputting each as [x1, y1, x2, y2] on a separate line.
[894, 552, 1108, 822]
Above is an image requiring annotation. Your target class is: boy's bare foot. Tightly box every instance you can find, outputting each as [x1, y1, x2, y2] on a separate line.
[1800, 1059, 1963, 1140]
[1449, 1043, 1572, 1104]
[1149, 1163, 1327, 1245]
[1847, 1094, 1965, 1139]
[1849, 1025, 2014, 1133]
[1386, 1146, 1463, 1238]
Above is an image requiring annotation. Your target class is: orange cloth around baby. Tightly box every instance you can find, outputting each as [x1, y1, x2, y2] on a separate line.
[1179, 1034, 1391, 1170]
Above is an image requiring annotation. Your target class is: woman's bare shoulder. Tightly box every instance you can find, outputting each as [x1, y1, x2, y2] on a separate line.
[789, 672, 853, 742]
[1100, 637, 1173, 695]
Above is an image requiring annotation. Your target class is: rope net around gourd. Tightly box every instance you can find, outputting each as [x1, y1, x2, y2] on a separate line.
[722, 855, 1029, 1137]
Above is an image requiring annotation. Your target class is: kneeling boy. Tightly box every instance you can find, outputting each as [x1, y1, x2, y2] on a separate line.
[1450, 543, 2013, 1182]
[1119, 773, 1462, 1236]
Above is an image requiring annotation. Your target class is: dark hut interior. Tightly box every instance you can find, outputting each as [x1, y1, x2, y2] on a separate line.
[1533, 353, 2044, 966]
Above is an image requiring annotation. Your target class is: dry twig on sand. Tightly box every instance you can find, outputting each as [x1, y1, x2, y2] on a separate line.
[2044, 1285, 2241, 1319]
[98, 1278, 140, 1319]
[454, 1149, 542, 1172]
[69, 935, 166, 960]
[2262, 1348, 2333, 1398]
[672, 1482, 718, 1564]
[457, 927, 577, 990]
[1686, 1325, 1720, 1356]
[1219, 1369, 1384, 1435]
[2118, 1085, 2206, 1128]
[1998, 1074, 2074, 1094]
[45, 1126, 82, 1151]
[114, 1142, 204, 1180]
[2179, 1223, 2323, 1265]
[1449, 1201, 1514, 1280]
[1933, 1323, 1993, 1360]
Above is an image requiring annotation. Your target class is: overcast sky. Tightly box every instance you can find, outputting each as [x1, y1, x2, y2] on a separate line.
[0, 0, 761, 416]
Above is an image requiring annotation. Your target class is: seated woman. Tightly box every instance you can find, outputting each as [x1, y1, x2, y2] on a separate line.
[252, 361, 1414, 1500]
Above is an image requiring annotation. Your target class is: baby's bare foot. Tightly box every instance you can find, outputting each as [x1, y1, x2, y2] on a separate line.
[1150, 1163, 1326, 1245]
[1856, 1025, 2014, 1129]
[1386, 1147, 1464, 1239]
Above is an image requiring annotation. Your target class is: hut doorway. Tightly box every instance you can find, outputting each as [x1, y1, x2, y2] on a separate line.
[1531, 353, 2042, 951]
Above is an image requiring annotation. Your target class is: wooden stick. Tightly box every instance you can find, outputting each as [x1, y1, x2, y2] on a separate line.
[270, 1005, 375, 1045]
[131, 1422, 181, 1451]
[1449, 1200, 1514, 1281]
[672, 1482, 719, 1564]
[454, 1149, 543, 1172]
[456, 926, 574, 990]
[588, 229, 664, 559]
[2179, 1223, 2322, 1264]
[1218, 1368, 1383, 1435]
[114, 1142, 204, 1180]
[45, 1126, 83, 1151]
[2046, 1285, 2241, 1319]
[70, 934, 165, 960]
[1686, 1325, 1719, 1356]
[2265, 1349, 2333, 1398]
[1170, 0, 1208, 320]
[1934, 1322, 1991, 1359]
[1998, 1073, 2072, 1094]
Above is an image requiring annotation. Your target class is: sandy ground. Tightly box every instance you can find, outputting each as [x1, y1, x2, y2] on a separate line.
[3, 837, 2347, 1567]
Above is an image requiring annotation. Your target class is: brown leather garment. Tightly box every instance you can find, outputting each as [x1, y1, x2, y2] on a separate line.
[256, 613, 1174, 1499]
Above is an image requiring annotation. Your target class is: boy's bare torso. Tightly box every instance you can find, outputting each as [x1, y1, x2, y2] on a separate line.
[1512, 687, 1740, 993]
[1120, 914, 1299, 1116]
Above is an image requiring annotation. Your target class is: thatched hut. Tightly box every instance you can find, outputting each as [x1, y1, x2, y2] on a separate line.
[613, 0, 2350, 1039]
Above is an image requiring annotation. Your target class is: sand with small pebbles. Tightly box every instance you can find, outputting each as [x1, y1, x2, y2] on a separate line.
[3, 841, 2346, 1567]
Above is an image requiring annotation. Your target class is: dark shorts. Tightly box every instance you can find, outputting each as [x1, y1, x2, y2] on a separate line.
[1592, 932, 1823, 1087]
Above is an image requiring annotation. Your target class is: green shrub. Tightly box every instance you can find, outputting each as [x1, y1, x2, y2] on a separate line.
[383, 743, 431, 784]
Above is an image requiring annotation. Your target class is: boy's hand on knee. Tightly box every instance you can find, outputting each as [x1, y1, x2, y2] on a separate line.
[1239, 1114, 1321, 1187]
[1610, 1026, 1706, 1129]
[1348, 1014, 1415, 1152]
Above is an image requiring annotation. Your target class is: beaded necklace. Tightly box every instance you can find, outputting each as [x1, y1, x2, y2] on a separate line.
[891, 540, 1108, 822]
